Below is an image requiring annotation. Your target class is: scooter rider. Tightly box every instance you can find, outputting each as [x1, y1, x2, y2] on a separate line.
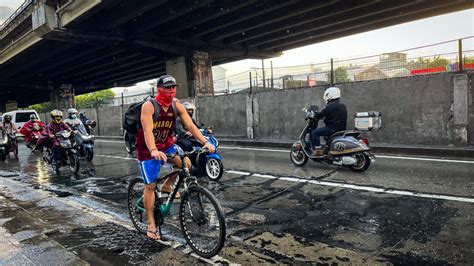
[19, 114, 45, 148]
[37, 110, 72, 166]
[175, 102, 202, 151]
[64, 108, 85, 129]
[311, 87, 347, 156]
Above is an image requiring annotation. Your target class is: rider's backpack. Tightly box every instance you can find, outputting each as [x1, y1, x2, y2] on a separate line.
[122, 97, 178, 134]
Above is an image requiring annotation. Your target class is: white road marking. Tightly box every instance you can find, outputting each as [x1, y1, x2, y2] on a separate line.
[96, 153, 474, 204]
[252, 173, 474, 203]
[219, 146, 474, 164]
[96, 139, 474, 164]
[226, 170, 251, 175]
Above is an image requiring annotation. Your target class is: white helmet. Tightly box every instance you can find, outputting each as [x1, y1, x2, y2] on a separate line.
[323, 87, 341, 103]
[182, 102, 196, 111]
[67, 108, 78, 115]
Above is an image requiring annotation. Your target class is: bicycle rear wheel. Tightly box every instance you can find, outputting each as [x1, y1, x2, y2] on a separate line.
[127, 177, 148, 234]
[179, 186, 226, 258]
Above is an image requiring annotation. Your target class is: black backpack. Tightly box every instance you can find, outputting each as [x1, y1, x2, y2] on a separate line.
[123, 97, 177, 134]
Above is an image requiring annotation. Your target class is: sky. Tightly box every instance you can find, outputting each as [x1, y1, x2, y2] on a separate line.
[1, 1, 472, 92]
[221, 9, 474, 75]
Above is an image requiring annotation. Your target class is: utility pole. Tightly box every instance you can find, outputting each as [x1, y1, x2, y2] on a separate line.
[458, 39, 463, 71]
[262, 59, 266, 89]
[249, 72, 252, 93]
[270, 61, 274, 89]
[330, 58, 334, 86]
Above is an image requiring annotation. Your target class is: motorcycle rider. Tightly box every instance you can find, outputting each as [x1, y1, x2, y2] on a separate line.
[137, 75, 215, 240]
[311, 87, 347, 156]
[64, 108, 84, 129]
[79, 112, 95, 134]
[0, 114, 18, 135]
[0, 114, 18, 158]
[37, 110, 72, 166]
[175, 102, 202, 151]
[19, 114, 45, 148]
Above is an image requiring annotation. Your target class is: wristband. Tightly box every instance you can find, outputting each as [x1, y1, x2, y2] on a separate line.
[149, 148, 157, 153]
[202, 140, 209, 145]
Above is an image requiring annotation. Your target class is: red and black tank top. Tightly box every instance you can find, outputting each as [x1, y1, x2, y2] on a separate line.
[136, 103, 176, 161]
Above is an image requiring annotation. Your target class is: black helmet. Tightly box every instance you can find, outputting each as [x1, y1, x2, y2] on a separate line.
[79, 112, 86, 118]
[156, 75, 178, 88]
[3, 114, 12, 123]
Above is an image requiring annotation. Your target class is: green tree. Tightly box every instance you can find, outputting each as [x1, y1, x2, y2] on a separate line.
[26, 89, 115, 112]
[76, 89, 115, 108]
[28, 102, 52, 113]
[326, 66, 351, 84]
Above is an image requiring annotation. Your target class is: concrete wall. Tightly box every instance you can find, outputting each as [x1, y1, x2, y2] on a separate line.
[35, 72, 474, 146]
[468, 73, 474, 146]
[196, 93, 248, 138]
[196, 72, 473, 147]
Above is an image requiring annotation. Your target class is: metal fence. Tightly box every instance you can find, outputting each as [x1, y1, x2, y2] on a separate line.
[0, 0, 33, 32]
[214, 37, 474, 94]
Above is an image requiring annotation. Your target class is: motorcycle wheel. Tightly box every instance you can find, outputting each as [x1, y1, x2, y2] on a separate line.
[205, 158, 224, 181]
[350, 152, 371, 172]
[68, 152, 80, 174]
[42, 149, 52, 164]
[85, 148, 94, 161]
[12, 143, 18, 158]
[290, 147, 308, 166]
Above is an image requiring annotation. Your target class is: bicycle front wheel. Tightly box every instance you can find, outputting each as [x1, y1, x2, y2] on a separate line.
[179, 186, 226, 258]
[127, 177, 148, 234]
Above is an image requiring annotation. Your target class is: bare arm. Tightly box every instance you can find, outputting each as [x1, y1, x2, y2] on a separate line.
[141, 101, 167, 160]
[176, 102, 215, 152]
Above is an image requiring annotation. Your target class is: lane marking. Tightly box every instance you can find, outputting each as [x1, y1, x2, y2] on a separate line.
[96, 153, 474, 204]
[226, 170, 251, 175]
[95, 140, 474, 164]
[252, 173, 474, 203]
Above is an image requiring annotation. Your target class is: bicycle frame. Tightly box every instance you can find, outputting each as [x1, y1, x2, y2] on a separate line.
[135, 152, 197, 218]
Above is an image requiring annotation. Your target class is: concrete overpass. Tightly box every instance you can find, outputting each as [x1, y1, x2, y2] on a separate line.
[0, 0, 472, 108]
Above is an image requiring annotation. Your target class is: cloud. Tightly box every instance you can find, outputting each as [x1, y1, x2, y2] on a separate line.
[0, 6, 15, 24]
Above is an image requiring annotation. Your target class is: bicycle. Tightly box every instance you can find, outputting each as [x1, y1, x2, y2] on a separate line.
[127, 150, 226, 258]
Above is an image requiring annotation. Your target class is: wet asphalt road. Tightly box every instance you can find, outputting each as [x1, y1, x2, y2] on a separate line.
[1, 140, 474, 264]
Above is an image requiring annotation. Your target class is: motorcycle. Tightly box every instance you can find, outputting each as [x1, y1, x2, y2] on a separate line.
[124, 131, 136, 153]
[186, 127, 224, 181]
[290, 106, 374, 172]
[72, 122, 95, 161]
[26, 123, 45, 152]
[42, 130, 80, 174]
[0, 129, 18, 161]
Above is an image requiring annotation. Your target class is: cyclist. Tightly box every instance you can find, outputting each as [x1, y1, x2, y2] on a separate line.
[136, 75, 215, 240]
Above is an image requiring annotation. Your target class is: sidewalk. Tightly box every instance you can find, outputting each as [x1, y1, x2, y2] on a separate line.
[96, 135, 474, 159]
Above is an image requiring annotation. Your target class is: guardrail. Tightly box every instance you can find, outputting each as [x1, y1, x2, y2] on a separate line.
[0, 0, 33, 32]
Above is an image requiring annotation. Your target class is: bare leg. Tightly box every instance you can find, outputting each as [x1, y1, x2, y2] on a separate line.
[144, 183, 159, 239]
[161, 157, 192, 196]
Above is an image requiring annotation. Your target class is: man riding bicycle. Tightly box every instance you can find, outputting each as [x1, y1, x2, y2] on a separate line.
[136, 75, 215, 240]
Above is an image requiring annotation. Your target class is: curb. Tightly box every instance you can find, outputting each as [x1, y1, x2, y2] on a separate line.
[95, 136, 474, 158]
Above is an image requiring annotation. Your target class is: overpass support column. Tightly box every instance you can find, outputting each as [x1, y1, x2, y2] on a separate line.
[453, 74, 469, 146]
[50, 84, 75, 110]
[166, 51, 214, 99]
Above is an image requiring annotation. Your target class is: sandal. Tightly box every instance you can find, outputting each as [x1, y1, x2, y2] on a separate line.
[147, 229, 160, 240]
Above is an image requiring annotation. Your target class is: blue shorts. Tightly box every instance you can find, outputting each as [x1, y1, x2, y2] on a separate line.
[138, 144, 183, 184]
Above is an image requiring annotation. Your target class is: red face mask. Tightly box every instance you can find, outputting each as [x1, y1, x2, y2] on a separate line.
[156, 87, 176, 107]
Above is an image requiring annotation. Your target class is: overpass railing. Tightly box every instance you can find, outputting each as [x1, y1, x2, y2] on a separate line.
[0, 0, 33, 32]
[214, 37, 474, 94]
